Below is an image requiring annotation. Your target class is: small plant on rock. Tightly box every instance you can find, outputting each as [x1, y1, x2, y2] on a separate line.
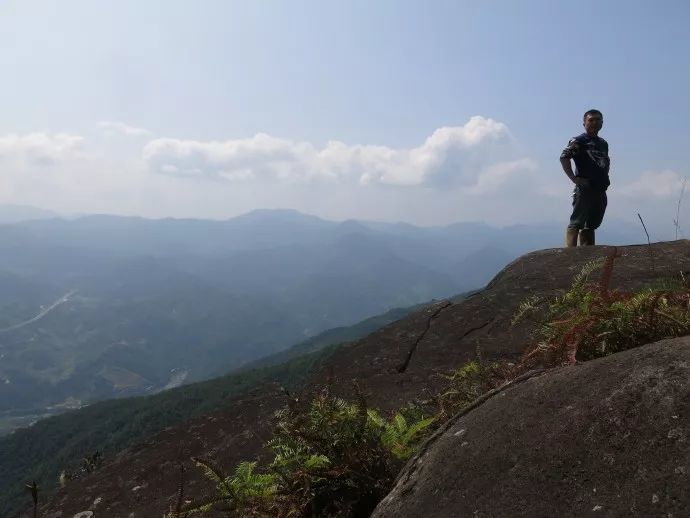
[514, 248, 690, 368]
[367, 408, 436, 460]
[433, 346, 506, 421]
[266, 387, 396, 516]
[180, 459, 279, 516]
[184, 386, 436, 517]
[81, 450, 103, 474]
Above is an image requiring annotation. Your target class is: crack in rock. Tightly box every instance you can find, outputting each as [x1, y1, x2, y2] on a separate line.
[397, 301, 453, 373]
[458, 317, 495, 341]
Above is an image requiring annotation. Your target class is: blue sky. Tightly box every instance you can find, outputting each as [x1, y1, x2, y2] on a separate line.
[0, 0, 688, 233]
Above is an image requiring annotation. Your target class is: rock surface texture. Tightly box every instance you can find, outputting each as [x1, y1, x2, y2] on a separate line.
[373, 337, 690, 518]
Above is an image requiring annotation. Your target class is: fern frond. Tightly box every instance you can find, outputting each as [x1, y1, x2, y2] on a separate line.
[401, 416, 436, 444]
[393, 413, 407, 434]
[511, 295, 544, 325]
[179, 496, 228, 514]
[304, 454, 330, 470]
[366, 409, 385, 428]
[191, 457, 233, 498]
[572, 258, 605, 290]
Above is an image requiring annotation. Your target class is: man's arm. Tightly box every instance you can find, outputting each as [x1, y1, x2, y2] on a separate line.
[560, 139, 589, 187]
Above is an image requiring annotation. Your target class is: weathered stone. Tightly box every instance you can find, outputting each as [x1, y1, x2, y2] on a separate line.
[373, 337, 690, 518]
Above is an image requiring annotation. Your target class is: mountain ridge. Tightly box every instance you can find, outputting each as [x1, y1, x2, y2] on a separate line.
[1, 211, 476, 428]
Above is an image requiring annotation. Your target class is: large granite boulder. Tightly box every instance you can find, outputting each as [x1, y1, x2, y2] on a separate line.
[373, 336, 690, 517]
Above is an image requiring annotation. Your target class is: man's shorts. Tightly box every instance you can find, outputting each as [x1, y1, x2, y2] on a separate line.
[567, 186, 607, 230]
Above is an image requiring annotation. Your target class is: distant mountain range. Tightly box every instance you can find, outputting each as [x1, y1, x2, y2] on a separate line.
[0, 204, 59, 224]
[0, 207, 647, 433]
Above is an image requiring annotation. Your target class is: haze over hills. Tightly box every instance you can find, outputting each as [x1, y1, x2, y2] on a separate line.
[0, 204, 60, 224]
[0, 207, 646, 436]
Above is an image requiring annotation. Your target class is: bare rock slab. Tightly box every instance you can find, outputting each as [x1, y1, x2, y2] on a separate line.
[373, 336, 690, 518]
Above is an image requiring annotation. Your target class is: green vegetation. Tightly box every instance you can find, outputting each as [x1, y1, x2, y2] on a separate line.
[514, 249, 690, 368]
[0, 285, 311, 415]
[180, 388, 435, 517]
[435, 357, 504, 419]
[180, 460, 279, 516]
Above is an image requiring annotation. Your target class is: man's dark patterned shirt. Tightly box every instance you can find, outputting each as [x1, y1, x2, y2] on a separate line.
[560, 133, 610, 191]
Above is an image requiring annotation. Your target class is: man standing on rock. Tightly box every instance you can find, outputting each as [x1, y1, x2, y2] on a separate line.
[560, 109, 611, 246]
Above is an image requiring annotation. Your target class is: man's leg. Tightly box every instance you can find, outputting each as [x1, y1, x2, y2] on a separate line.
[566, 187, 589, 247]
[580, 191, 608, 246]
[566, 227, 579, 247]
[579, 228, 595, 245]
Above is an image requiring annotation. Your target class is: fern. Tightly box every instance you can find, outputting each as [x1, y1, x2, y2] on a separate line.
[518, 251, 690, 368]
[303, 454, 330, 470]
[192, 457, 233, 499]
[378, 413, 436, 459]
[230, 462, 277, 501]
[435, 357, 503, 419]
[181, 458, 277, 516]
[511, 295, 544, 325]
[188, 386, 439, 517]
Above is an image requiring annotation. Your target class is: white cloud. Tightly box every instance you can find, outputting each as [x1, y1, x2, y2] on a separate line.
[619, 170, 686, 199]
[0, 132, 83, 166]
[142, 116, 519, 189]
[468, 158, 539, 194]
[11, 119, 666, 228]
[98, 121, 152, 137]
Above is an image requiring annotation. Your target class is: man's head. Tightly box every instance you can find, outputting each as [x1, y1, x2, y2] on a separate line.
[583, 109, 603, 136]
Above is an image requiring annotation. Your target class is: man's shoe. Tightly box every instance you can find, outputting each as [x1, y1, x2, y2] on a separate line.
[579, 229, 595, 246]
[565, 228, 579, 247]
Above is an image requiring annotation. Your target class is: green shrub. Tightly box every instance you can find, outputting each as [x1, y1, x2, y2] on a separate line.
[176, 459, 279, 516]
[367, 409, 436, 460]
[185, 387, 436, 517]
[515, 249, 690, 367]
[267, 388, 395, 516]
[433, 355, 505, 420]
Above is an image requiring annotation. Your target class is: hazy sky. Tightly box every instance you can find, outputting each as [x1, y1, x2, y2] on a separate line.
[1, 0, 688, 232]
